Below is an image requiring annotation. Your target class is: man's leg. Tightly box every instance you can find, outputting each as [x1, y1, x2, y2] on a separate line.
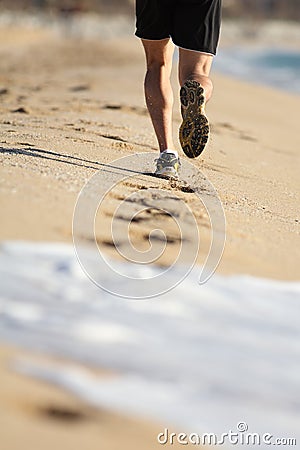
[178, 48, 213, 101]
[178, 49, 214, 158]
[141, 38, 175, 153]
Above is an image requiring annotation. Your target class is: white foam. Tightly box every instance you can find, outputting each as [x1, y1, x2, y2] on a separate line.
[73, 322, 139, 344]
[0, 241, 299, 447]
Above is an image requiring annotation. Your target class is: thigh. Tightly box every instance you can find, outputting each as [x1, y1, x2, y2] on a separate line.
[172, 0, 222, 55]
[142, 38, 175, 69]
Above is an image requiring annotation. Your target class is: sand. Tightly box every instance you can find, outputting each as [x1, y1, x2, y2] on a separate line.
[0, 18, 299, 450]
[0, 345, 185, 450]
[0, 27, 299, 279]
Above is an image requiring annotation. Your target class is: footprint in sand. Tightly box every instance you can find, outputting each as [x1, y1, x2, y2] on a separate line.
[213, 121, 257, 142]
[11, 107, 30, 114]
[102, 103, 148, 116]
[39, 404, 89, 422]
[0, 88, 9, 95]
[69, 84, 90, 92]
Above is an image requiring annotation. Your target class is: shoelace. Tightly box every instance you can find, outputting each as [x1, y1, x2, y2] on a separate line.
[154, 155, 181, 164]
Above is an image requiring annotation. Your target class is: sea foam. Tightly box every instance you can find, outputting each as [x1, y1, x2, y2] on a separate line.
[0, 241, 299, 448]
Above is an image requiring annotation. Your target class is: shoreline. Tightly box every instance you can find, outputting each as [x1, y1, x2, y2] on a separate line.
[1, 247, 300, 445]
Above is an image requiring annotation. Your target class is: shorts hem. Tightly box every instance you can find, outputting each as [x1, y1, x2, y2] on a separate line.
[176, 44, 215, 57]
[135, 32, 217, 56]
[135, 32, 170, 42]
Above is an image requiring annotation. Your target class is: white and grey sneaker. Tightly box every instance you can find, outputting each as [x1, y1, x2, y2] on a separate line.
[155, 150, 181, 179]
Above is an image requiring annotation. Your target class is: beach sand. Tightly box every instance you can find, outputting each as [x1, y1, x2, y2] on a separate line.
[0, 345, 185, 450]
[0, 20, 299, 449]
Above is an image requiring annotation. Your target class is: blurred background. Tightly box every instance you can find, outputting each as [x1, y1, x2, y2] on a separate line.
[223, 0, 300, 20]
[0, 0, 300, 21]
[0, 0, 299, 19]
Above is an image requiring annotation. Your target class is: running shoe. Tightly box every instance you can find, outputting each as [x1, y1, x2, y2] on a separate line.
[179, 80, 210, 158]
[155, 150, 181, 179]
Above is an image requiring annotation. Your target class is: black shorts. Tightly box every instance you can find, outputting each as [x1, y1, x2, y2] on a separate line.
[135, 0, 221, 55]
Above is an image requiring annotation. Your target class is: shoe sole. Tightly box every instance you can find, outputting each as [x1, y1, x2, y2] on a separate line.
[179, 80, 210, 158]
